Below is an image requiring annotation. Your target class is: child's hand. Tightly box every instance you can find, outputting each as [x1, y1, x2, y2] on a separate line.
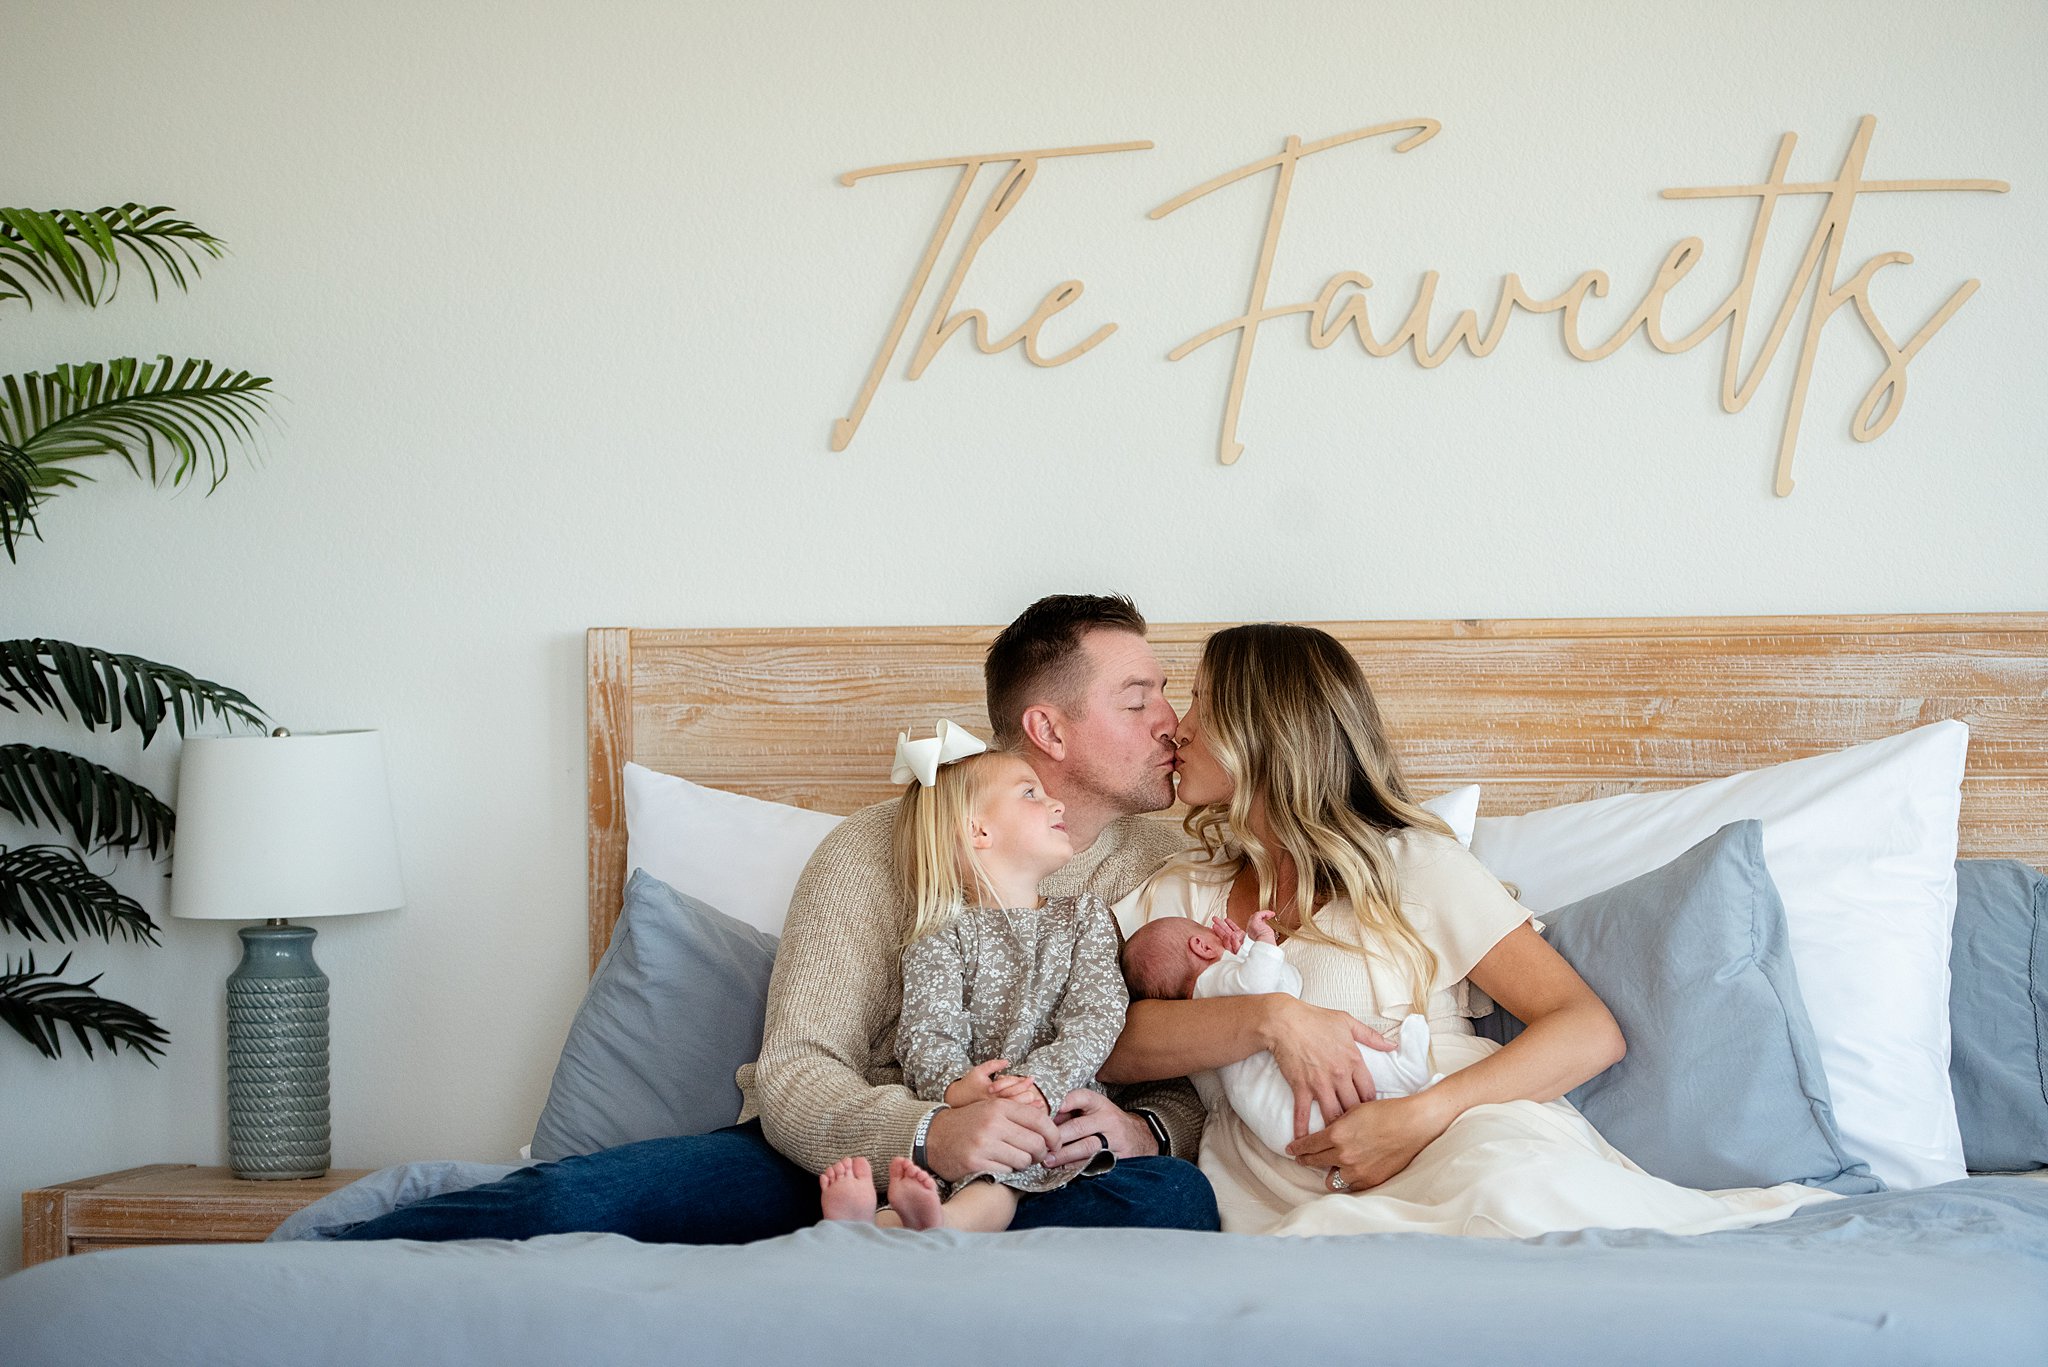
[945, 1058, 1013, 1107]
[1247, 908, 1279, 945]
[990, 1074, 1049, 1111]
[1209, 914, 1245, 953]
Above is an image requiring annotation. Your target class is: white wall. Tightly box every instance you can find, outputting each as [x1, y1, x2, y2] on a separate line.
[2, 0, 2040, 1272]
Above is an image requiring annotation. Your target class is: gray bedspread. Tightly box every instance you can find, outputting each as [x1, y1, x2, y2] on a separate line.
[4, 1176, 2045, 1366]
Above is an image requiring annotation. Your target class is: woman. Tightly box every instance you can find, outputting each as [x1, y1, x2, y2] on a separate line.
[1101, 624, 1834, 1237]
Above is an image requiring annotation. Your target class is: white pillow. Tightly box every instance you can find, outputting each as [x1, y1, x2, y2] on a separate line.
[1468, 720, 1969, 1190]
[621, 767, 1478, 936]
[623, 762, 843, 935]
[1425, 783, 1481, 847]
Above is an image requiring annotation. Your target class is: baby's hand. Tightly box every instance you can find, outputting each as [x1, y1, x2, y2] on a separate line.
[1247, 908, 1279, 945]
[1209, 914, 1245, 953]
[944, 1058, 1014, 1107]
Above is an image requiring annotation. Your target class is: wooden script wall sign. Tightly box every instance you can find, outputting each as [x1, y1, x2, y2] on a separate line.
[829, 117, 2008, 496]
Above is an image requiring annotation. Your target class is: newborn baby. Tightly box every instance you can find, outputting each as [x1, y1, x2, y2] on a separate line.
[1122, 909, 1440, 1157]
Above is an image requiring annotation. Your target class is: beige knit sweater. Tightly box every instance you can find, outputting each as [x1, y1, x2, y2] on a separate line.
[738, 801, 1203, 1181]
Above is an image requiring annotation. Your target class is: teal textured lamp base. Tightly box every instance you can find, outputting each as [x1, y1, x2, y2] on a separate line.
[226, 924, 332, 1180]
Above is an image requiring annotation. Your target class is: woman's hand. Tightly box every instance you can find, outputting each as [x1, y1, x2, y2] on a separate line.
[1263, 996, 1397, 1138]
[1286, 1091, 1451, 1191]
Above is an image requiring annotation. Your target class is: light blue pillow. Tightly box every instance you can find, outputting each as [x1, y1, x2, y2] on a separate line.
[530, 870, 779, 1162]
[1485, 820, 1881, 1194]
[1948, 859, 2047, 1172]
[269, 1161, 523, 1241]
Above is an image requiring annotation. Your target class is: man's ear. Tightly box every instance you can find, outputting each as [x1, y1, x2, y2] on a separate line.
[1019, 705, 1065, 763]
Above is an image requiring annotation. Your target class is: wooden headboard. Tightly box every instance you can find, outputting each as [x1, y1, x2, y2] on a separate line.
[587, 614, 2048, 971]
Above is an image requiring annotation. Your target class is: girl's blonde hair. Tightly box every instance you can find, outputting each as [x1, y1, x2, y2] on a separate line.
[1164, 624, 1449, 1014]
[892, 749, 1007, 946]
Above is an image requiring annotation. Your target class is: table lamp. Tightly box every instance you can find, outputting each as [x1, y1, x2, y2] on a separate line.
[171, 729, 404, 1180]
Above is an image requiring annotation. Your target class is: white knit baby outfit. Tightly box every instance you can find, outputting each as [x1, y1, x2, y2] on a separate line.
[1195, 940, 1440, 1157]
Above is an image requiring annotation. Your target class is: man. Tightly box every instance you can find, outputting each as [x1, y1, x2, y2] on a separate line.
[339, 594, 1217, 1242]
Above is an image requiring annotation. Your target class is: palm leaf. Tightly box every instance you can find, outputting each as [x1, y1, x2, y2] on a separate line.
[0, 745, 176, 855]
[0, 952, 168, 1061]
[0, 639, 266, 741]
[0, 358, 273, 562]
[0, 441, 43, 558]
[0, 844, 159, 944]
[0, 205, 224, 311]
[2, 356, 273, 488]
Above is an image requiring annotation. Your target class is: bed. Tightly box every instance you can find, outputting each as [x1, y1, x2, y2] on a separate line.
[4, 613, 2046, 1366]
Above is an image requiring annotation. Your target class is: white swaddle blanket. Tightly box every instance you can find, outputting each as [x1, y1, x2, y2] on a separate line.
[1196, 940, 1441, 1156]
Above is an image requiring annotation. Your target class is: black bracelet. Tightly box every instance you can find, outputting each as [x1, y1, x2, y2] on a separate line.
[1134, 1107, 1171, 1158]
[911, 1105, 945, 1173]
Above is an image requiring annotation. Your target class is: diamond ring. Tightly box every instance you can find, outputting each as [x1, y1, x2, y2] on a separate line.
[1326, 1168, 1349, 1192]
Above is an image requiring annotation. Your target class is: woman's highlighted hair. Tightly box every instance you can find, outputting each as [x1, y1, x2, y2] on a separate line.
[1165, 624, 1451, 1014]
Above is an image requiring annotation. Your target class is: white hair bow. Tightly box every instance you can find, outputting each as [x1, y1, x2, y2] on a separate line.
[891, 720, 988, 787]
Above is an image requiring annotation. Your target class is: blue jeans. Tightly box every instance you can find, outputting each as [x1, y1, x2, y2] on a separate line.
[334, 1120, 1219, 1244]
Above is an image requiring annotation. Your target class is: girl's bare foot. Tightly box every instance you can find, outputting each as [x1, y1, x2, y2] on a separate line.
[819, 1156, 878, 1223]
[886, 1157, 944, 1230]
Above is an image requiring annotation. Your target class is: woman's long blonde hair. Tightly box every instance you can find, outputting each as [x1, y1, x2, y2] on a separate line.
[1168, 624, 1449, 1014]
[892, 750, 1005, 946]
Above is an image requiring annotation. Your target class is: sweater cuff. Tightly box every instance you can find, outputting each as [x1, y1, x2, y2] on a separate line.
[1111, 1077, 1205, 1160]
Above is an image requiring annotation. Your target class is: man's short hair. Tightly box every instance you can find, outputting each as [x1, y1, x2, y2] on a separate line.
[984, 594, 1148, 749]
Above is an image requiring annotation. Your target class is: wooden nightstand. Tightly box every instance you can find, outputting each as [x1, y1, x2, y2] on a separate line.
[22, 1164, 372, 1266]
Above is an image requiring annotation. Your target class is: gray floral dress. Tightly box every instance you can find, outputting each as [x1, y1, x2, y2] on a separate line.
[895, 893, 1128, 1193]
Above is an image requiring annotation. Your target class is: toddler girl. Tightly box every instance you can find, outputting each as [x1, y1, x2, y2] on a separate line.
[819, 721, 1126, 1232]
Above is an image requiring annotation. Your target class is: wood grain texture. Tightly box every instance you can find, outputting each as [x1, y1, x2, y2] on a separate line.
[21, 1164, 371, 1265]
[587, 628, 633, 976]
[587, 614, 2048, 964]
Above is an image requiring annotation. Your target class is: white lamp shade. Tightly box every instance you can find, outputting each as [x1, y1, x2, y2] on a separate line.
[171, 731, 404, 921]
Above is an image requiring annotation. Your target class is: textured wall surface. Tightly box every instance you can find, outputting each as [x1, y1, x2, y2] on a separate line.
[1, 0, 2041, 1272]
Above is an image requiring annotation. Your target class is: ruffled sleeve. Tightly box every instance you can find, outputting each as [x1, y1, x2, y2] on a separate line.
[1388, 829, 1538, 1014]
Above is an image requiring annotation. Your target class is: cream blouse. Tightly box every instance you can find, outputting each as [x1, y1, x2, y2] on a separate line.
[1112, 827, 1537, 1033]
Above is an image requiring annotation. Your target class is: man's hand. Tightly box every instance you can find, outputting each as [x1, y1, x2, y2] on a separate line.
[1045, 1088, 1156, 1167]
[1263, 996, 1397, 1139]
[1287, 1091, 1451, 1191]
[922, 1098, 1060, 1184]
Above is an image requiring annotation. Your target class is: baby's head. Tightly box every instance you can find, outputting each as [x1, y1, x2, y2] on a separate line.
[1121, 916, 1228, 1001]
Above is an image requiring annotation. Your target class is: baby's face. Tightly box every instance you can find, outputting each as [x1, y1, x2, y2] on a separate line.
[1126, 917, 1223, 1000]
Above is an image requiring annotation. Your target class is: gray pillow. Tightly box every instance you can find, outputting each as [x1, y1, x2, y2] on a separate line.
[530, 870, 779, 1162]
[1948, 859, 2047, 1172]
[1483, 820, 1881, 1194]
[269, 1161, 523, 1241]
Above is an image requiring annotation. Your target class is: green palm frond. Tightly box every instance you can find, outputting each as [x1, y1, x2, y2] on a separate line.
[0, 639, 266, 741]
[0, 952, 168, 1061]
[0, 745, 176, 855]
[0, 357, 273, 559]
[0, 442, 40, 558]
[0, 845, 159, 944]
[0, 205, 224, 311]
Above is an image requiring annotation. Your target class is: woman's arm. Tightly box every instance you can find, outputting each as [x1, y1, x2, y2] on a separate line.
[1289, 923, 1624, 1188]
